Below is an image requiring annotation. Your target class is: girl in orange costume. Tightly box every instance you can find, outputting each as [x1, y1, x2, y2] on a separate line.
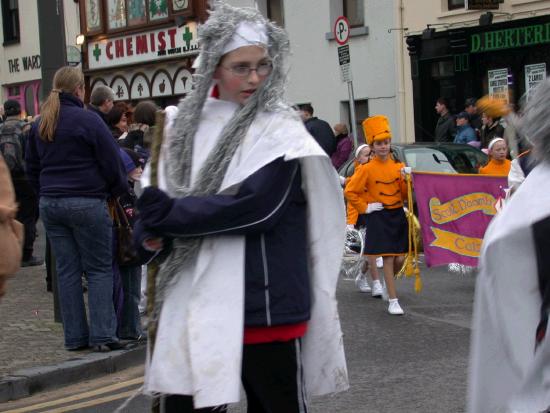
[346, 144, 384, 296]
[345, 115, 408, 315]
[479, 137, 511, 176]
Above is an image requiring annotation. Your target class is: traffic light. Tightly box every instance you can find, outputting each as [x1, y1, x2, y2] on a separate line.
[406, 36, 420, 56]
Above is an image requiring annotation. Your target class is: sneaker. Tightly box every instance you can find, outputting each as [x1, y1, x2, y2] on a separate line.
[376, 257, 383, 268]
[371, 280, 383, 298]
[355, 274, 371, 293]
[388, 299, 404, 315]
[21, 256, 44, 267]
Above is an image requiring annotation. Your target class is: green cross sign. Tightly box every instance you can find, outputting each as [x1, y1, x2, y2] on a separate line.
[92, 44, 102, 61]
[182, 26, 193, 49]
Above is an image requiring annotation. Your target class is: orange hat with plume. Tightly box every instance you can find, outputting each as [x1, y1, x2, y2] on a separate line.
[476, 95, 510, 118]
[362, 115, 391, 145]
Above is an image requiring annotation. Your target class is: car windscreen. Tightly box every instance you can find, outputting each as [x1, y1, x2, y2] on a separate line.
[403, 148, 458, 173]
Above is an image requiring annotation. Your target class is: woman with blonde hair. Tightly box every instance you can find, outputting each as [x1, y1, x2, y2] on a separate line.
[26, 66, 128, 352]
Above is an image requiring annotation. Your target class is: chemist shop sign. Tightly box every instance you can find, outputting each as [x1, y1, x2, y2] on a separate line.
[87, 22, 199, 70]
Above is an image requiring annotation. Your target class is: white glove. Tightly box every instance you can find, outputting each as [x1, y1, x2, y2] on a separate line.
[346, 224, 355, 231]
[366, 202, 384, 214]
[401, 166, 412, 175]
[339, 175, 346, 186]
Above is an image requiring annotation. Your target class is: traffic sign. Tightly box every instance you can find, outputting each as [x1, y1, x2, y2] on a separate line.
[333, 16, 350, 45]
[337, 44, 352, 82]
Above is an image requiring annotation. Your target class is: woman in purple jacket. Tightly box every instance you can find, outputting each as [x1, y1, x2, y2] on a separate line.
[331, 123, 353, 169]
[26, 67, 128, 352]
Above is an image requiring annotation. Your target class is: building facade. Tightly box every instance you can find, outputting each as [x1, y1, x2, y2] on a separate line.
[0, 0, 81, 117]
[80, 0, 212, 107]
[279, 0, 406, 143]
[402, 0, 550, 141]
[0, 0, 41, 116]
[78, 0, 404, 144]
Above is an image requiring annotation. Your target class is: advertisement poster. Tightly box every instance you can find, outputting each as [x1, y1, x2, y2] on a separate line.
[413, 172, 507, 268]
[488, 68, 509, 103]
[525, 63, 546, 101]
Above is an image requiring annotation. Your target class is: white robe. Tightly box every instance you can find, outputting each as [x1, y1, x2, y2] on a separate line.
[468, 161, 550, 413]
[142, 99, 349, 408]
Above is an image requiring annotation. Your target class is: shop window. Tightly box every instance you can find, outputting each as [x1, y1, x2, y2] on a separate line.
[107, 0, 127, 30]
[85, 0, 103, 33]
[2, 0, 20, 44]
[447, 0, 464, 10]
[343, 0, 364, 28]
[127, 0, 146, 25]
[346, 99, 368, 143]
[148, 0, 169, 22]
[85, 0, 194, 34]
[267, 0, 284, 27]
[431, 60, 454, 79]
[8, 85, 19, 96]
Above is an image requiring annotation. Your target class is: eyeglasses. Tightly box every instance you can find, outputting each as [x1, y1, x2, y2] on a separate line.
[221, 62, 273, 78]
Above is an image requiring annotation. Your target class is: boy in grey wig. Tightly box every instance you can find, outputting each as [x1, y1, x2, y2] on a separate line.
[135, 2, 348, 412]
[468, 79, 550, 413]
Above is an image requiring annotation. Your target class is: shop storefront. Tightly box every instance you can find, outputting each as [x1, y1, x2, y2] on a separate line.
[406, 14, 550, 141]
[2, 54, 42, 117]
[80, 0, 207, 107]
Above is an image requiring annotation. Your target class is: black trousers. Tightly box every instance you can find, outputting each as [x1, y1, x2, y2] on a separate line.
[163, 338, 308, 413]
[13, 178, 38, 260]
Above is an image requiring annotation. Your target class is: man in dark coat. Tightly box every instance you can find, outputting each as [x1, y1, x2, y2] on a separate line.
[88, 85, 115, 125]
[465, 97, 482, 137]
[299, 104, 336, 156]
[434, 97, 456, 142]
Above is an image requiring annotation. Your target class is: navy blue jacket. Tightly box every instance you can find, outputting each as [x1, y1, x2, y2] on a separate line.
[25, 93, 128, 199]
[304, 117, 336, 156]
[87, 104, 109, 126]
[135, 157, 310, 327]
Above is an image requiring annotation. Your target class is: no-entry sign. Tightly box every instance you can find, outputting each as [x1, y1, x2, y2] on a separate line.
[333, 16, 350, 45]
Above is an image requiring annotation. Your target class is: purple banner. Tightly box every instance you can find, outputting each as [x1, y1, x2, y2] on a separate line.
[412, 172, 508, 267]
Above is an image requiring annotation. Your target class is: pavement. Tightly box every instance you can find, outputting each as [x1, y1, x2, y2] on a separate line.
[0, 222, 477, 411]
[0, 223, 146, 403]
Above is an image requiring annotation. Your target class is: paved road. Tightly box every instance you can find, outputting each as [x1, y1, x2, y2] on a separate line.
[1, 263, 476, 413]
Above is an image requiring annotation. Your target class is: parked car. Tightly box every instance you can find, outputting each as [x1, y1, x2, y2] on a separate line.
[339, 142, 488, 178]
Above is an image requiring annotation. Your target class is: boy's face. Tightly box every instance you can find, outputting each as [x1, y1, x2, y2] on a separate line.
[214, 45, 271, 105]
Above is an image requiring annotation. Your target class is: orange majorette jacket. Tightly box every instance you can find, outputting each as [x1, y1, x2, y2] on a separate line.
[344, 156, 407, 214]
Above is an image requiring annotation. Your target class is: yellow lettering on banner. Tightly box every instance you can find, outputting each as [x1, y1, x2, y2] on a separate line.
[430, 227, 482, 258]
[429, 192, 497, 224]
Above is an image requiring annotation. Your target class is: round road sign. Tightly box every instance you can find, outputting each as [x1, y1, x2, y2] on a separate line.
[333, 16, 350, 45]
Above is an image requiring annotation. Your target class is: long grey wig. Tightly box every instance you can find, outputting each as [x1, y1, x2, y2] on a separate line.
[519, 78, 550, 163]
[152, 1, 293, 325]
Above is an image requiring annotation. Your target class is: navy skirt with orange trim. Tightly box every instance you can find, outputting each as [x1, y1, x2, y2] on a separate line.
[362, 208, 408, 256]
